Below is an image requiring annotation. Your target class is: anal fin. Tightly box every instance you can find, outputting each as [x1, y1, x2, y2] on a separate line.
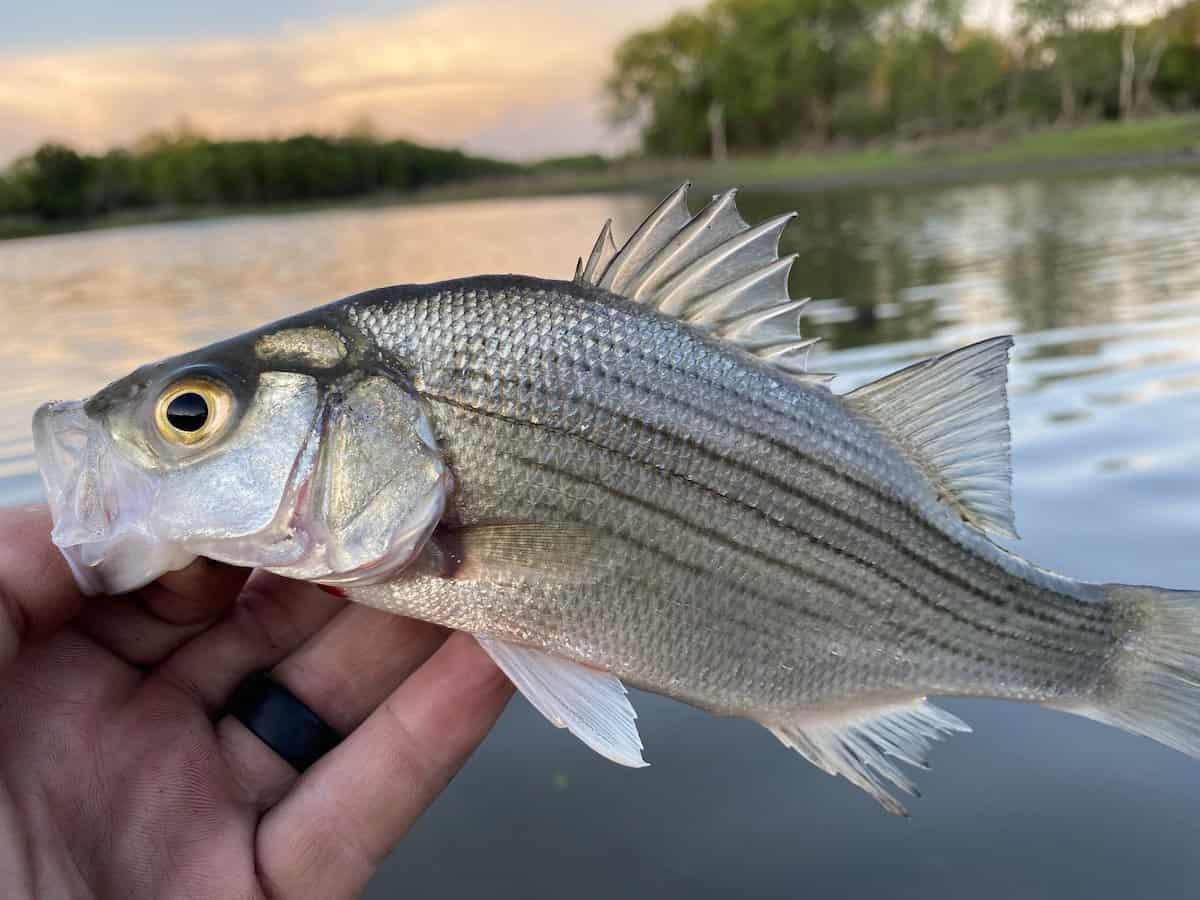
[476, 636, 648, 768]
[768, 696, 970, 816]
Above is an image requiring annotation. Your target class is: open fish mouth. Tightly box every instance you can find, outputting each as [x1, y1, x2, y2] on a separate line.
[33, 390, 451, 596]
[33, 399, 197, 595]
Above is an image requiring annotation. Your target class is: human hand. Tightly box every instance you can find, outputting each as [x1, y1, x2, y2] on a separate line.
[0, 505, 513, 899]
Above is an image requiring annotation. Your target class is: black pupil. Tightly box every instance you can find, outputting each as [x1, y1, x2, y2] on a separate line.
[165, 392, 210, 432]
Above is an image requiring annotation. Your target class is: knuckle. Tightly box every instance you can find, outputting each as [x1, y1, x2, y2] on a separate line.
[0, 578, 30, 663]
[235, 587, 303, 654]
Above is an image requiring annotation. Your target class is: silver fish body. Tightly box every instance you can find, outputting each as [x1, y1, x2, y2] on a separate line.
[32, 186, 1200, 813]
[343, 275, 1117, 715]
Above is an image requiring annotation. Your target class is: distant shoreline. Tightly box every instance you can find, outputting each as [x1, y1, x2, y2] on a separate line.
[4, 116, 1198, 242]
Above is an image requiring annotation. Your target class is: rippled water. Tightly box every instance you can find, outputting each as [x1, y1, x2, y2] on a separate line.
[2, 172, 1199, 898]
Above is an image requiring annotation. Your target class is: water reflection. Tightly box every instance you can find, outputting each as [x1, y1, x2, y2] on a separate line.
[2, 171, 1200, 900]
[736, 174, 1200, 349]
[2, 175, 1198, 571]
[0, 195, 652, 504]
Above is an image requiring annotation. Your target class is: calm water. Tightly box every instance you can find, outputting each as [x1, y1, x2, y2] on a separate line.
[3, 173, 1199, 898]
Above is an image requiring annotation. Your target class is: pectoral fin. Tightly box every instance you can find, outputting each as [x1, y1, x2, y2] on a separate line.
[476, 637, 648, 768]
[432, 523, 614, 585]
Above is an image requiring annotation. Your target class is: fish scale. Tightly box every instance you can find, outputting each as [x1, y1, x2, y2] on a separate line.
[34, 184, 1200, 813]
[347, 280, 1118, 707]
[462, 356, 1071, 652]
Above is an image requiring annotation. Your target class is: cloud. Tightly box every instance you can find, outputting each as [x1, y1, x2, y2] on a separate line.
[0, 0, 693, 164]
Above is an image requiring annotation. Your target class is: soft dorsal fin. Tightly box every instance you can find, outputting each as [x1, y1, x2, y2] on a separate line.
[576, 182, 826, 381]
[846, 337, 1018, 540]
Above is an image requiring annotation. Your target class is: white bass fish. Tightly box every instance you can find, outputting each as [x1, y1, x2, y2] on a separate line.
[33, 185, 1200, 813]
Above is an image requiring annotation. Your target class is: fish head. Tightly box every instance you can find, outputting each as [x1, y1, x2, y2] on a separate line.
[33, 316, 450, 595]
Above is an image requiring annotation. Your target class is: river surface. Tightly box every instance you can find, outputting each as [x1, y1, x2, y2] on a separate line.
[2, 172, 1199, 898]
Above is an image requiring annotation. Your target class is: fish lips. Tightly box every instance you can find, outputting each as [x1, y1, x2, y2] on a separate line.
[32, 394, 451, 597]
[32, 399, 196, 595]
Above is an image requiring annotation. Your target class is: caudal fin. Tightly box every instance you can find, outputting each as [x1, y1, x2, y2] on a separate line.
[1060, 586, 1200, 758]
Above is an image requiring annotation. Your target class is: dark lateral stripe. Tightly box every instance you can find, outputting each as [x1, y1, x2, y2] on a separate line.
[502, 441, 1035, 672]
[428, 395, 1099, 671]
[565, 355, 1104, 632]
[430, 367, 1114, 646]
[514, 333, 1110, 635]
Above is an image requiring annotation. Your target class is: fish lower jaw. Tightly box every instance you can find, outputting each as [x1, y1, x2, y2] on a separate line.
[56, 533, 198, 596]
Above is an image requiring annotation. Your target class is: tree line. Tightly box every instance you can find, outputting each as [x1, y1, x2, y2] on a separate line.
[0, 130, 521, 224]
[608, 0, 1200, 157]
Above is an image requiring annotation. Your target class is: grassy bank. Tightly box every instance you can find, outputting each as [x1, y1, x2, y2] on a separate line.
[4, 115, 1198, 241]
[709, 114, 1200, 187]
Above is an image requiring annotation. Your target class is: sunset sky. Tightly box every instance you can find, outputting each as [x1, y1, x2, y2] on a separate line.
[0, 1, 1020, 164]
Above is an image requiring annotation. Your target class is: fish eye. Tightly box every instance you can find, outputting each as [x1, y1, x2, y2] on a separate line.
[154, 377, 233, 447]
[166, 392, 208, 431]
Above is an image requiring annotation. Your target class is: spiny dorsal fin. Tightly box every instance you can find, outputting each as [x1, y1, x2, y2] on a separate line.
[846, 337, 1018, 540]
[769, 696, 971, 816]
[579, 219, 617, 285]
[576, 182, 825, 380]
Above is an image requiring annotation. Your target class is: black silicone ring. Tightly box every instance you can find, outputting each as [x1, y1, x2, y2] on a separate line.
[225, 671, 341, 772]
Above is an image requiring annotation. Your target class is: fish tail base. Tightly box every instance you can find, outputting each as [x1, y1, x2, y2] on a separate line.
[1059, 585, 1200, 759]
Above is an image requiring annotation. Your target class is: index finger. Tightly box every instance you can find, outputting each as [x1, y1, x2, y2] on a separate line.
[0, 504, 83, 671]
[257, 631, 513, 899]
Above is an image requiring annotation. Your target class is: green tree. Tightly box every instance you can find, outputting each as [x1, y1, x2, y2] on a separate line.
[883, 24, 1009, 134]
[608, 11, 719, 156]
[88, 150, 150, 214]
[911, 0, 968, 128]
[718, 0, 905, 143]
[21, 144, 93, 220]
[608, 0, 907, 154]
[1156, 1, 1200, 109]
[0, 171, 33, 216]
[0, 132, 519, 227]
[949, 30, 1012, 125]
[1015, 0, 1098, 121]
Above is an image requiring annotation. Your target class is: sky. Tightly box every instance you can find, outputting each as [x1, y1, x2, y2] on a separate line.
[0, 0, 1023, 164]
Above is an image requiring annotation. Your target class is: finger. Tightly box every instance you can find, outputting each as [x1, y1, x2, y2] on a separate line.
[74, 594, 215, 668]
[0, 505, 82, 671]
[74, 560, 253, 667]
[134, 558, 251, 626]
[216, 605, 450, 808]
[257, 633, 513, 900]
[274, 608, 449, 734]
[149, 573, 345, 714]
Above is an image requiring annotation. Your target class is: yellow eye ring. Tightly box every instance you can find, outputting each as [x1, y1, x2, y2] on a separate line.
[153, 378, 233, 447]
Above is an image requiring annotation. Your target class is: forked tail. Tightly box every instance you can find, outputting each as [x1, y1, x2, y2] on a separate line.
[1057, 585, 1200, 759]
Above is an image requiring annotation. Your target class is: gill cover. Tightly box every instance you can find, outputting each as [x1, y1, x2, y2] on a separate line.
[34, 359, 449, 595]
